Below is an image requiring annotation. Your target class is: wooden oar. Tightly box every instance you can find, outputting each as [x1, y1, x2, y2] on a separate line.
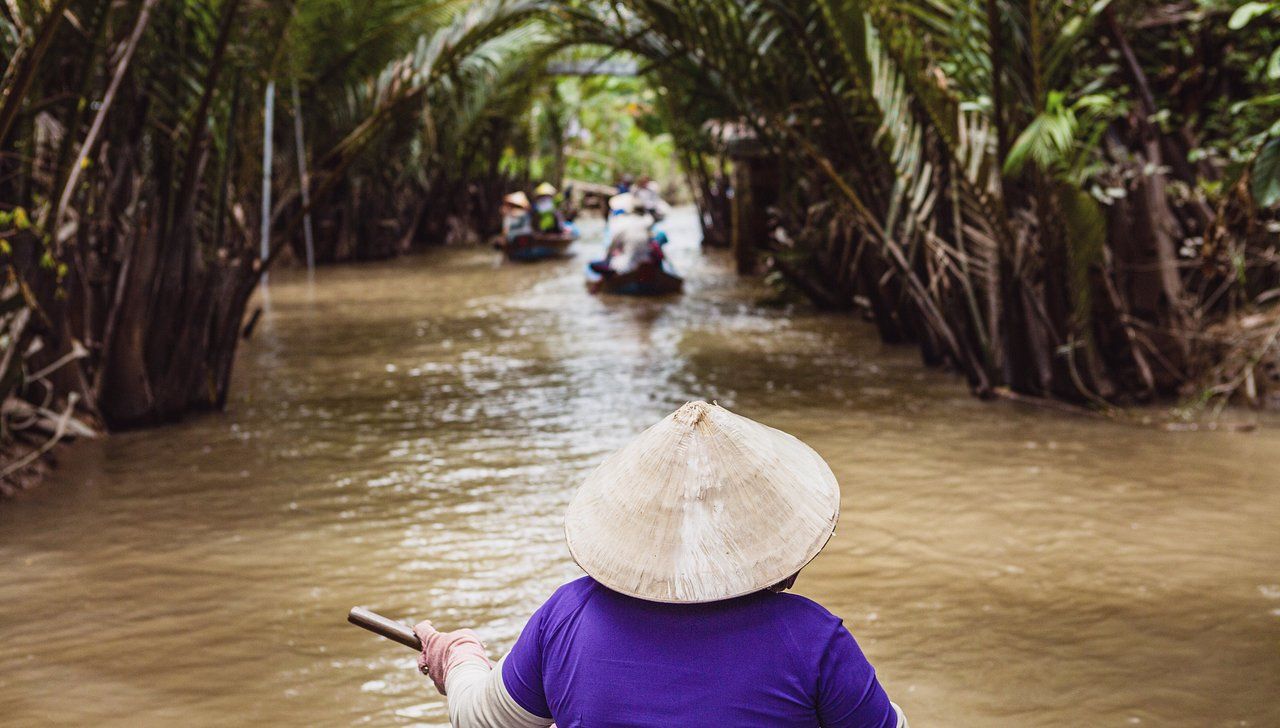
[348, 606, 422, 651]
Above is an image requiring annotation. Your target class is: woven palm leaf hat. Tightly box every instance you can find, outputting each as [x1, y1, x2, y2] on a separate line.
[564, 401, 841, 604]
[502, 191, 530, 210]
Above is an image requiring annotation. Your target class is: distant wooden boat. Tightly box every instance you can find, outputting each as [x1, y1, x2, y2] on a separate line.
[587, 262, 684, 296]
[501, 231, 576, 262]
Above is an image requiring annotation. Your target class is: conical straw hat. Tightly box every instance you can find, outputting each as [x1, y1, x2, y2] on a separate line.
[564, 401, 840, 603]
[608, 192, 635, 212]
[502, 191, 530, 210]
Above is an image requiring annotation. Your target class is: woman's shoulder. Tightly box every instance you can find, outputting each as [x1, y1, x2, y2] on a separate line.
[535, 576, 603, 615]
[764, 590, 846, 626]
[550, 575, 598, 598]
[765, 593, 876, 678]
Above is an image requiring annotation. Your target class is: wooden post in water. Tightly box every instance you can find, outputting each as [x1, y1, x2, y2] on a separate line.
[727, 135, 777, 276]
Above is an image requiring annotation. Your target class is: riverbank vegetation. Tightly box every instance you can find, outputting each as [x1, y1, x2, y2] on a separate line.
[560, 1, 1280, 411]
[552, 73, 682, 191]
[0, 0, 558, 491]
[3, 0, 1279, 492]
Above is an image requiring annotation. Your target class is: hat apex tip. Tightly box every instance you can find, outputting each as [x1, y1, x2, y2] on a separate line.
[672, 400, 713, 425]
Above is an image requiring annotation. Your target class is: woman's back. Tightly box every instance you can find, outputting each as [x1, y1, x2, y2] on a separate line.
[500, 577, 898, 728]
[408, 404, 906, 728]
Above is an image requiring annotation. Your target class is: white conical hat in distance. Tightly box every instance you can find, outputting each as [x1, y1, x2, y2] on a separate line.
[564, 401, 840, 603]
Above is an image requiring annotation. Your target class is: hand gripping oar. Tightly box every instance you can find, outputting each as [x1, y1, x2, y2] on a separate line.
[347, 606, 423, 651]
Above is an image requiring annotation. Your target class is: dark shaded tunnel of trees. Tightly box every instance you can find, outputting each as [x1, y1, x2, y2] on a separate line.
[2, 0, 1279, 491]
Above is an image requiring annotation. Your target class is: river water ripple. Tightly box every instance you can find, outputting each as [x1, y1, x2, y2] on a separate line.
[1, 210, 1278, 726]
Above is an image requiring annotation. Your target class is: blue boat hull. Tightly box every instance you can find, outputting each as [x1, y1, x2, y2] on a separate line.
[586, 262, 684, 296]
[507, 244, 570, 261]
[501, 226, 578, 262]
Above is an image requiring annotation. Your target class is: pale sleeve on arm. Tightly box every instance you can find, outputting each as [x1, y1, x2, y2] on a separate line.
[444, 654, 553, 728]
[444, 596, 555, 728]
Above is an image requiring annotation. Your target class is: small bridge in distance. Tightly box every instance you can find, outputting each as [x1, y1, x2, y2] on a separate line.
[545, 58, 638, 77]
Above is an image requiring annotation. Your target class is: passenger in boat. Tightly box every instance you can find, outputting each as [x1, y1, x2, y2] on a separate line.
[588, 198, 659, 278]
[412, 401, 908, 728]
[605, 202, 657, 275]
[500, 192, 532, 240]
[633, 175, 668, 221]
[531, 182, 565, 234]
[651, 229, 670, 265]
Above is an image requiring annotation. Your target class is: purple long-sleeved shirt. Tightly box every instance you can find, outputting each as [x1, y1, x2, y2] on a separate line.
[500, 577, 897, 727]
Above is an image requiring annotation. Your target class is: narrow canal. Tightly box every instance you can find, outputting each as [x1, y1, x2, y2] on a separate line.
[1, 210, 1277, 727]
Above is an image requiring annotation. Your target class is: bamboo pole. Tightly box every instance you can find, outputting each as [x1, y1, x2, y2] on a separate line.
[291, 80, 316, 274]
[260, 80, 276, 284]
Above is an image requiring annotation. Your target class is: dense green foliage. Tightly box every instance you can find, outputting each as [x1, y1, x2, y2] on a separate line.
[556, 0, 1280, 408]
[2, 0, 1279, 489]
[495, 73, 681, 191]
[0, 0, 551, 443]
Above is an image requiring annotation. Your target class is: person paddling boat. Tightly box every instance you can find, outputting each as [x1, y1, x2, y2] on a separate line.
[412, 401, 908, 727]
[531, 182, 566, 234]
[498, 188, 576, 261]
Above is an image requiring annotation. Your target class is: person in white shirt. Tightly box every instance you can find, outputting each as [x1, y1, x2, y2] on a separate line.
[606, 203, 656, 275]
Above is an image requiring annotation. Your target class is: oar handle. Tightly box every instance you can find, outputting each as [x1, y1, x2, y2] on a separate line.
[348, 606, 422, 651]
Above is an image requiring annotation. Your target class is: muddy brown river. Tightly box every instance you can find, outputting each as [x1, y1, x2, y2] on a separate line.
[2, 210, 1278, 727]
